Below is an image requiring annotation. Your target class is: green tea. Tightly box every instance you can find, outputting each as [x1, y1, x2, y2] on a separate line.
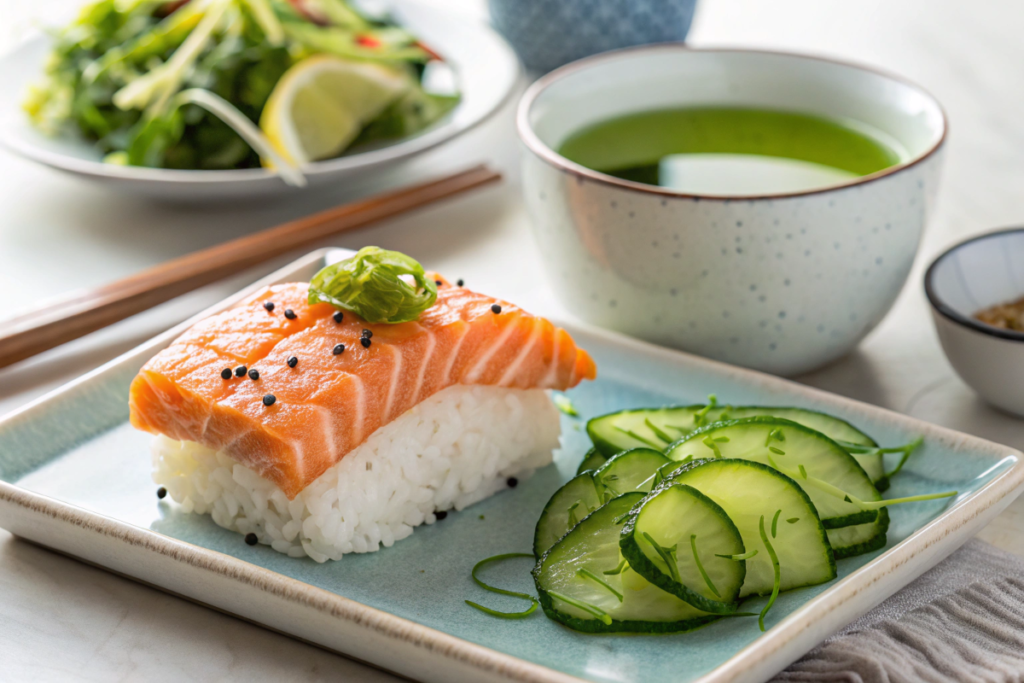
[557, 107, 905, 195]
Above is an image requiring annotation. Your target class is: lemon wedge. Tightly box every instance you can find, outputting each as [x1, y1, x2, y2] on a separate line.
[260, 56, 411, 165]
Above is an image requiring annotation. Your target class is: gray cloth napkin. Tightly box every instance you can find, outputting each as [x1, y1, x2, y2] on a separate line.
[772, 539, 1024, 683]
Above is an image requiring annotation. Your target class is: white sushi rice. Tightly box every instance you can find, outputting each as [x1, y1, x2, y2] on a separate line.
[152, 384, 561, 562]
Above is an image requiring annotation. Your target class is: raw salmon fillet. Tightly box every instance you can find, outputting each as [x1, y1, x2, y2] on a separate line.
[130, 277, 596, 498]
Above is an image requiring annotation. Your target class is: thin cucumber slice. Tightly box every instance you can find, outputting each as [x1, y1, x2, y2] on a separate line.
[666, 418, 882, 529]
[620, 484, 745, 614]
[593, 448, 670, 499]
[587, 404, 894, 490]
[533, 473, 601, 558]
[577, 448, 607, 475]
[587, 406, 704, 455]
[667, 459, 837, 597]
[533, 493, 718, 634]
[828, 508, 890, 559]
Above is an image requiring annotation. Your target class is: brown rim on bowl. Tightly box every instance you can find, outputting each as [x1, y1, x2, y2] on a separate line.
[924, 227, 1024, 343]
[516, 44, 949, 201]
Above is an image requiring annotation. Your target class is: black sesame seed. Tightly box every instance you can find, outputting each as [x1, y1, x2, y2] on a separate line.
[361, 329, 373, 338]
[235, 365, 247, 377]
[287, 356, 298, 368]
[263, 301, 275, 312]
[156, 486, 167, 499]
[507, 477, 518, 488]
[248, 369, 260, 381]
[491, 304, 502, 314]
[333, 343, 346, 355]
[262, 394, 276, 406]
[435, 279, 442, 286]
[435, 510, 448, 521]
[244, 533, 258, 546]
[333, 310, 344, 323]
[456, 279, 464, 287]
[284, 309, 297, 320]
[221, 368, 233, 380]
[360, 337, 371, 348]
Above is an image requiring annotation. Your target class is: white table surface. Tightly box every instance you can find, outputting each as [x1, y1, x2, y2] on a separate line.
[2, 0, 1024, 680]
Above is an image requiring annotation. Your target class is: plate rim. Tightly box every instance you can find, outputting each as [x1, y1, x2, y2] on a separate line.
[0, 0, 520, 187]
[0, 247, 1022, 683]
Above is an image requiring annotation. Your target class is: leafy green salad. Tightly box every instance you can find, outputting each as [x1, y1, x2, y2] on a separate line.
[25, 0, 460, 176]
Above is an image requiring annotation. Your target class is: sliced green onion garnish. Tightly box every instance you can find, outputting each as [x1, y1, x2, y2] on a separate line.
[308, 246, 438, 323]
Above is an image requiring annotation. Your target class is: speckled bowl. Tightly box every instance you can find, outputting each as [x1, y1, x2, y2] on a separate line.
[926, 228, 1024, 416]
[517, 46, 947, 376]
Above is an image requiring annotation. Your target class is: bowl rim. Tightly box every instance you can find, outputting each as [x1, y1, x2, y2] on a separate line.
[516, 43, 948, 201]
[924, 226, 1024, 343]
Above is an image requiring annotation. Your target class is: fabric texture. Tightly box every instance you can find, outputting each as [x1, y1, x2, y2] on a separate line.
[773, 539, 1024, 682]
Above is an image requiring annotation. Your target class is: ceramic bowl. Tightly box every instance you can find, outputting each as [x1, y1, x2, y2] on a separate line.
[488, 0, 697, 74]
[517, 46, 947, 376]
[925, 228, 1024, 416]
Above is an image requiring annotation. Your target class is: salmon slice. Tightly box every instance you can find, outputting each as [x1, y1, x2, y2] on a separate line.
[130, 277, 597, 498]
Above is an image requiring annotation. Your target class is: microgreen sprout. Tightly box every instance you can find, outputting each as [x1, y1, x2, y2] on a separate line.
[771, 509, 782, 538]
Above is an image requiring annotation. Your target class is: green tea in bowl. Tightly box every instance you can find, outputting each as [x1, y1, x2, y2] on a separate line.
[557, 107, 906, 195]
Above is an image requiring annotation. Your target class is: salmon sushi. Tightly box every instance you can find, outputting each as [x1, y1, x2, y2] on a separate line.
[130, 255, 596, 562]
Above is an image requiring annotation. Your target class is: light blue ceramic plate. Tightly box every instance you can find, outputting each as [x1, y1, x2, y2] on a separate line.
[0, 249, 1021, 683]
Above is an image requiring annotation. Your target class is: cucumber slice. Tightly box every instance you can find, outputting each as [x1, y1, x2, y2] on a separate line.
[587, 404, 890, 489]
[577, 448, 607, 475]
[593, 448, 670, 499]
[828, 508, 889, 559]
[587, 406, 703, 455]
[620, 484, 746, 614]
[667, 459, 837, 597]
[718, 408, 887, 490]
[533, 473, 601, 558]
[533, 493, 719, 633]
[666, 418, 882, 529]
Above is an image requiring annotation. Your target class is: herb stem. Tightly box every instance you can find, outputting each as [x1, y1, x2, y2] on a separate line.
[578, 568, 624, 602]
[643, 531, 681, 583]
[715, 549, 758, 561]
[771, 509, 782, 538]
[465, 553, 538, 619]
[547, 591, 612, 625]
[690, 534, 722, 598]
[758, 515, 782, 632]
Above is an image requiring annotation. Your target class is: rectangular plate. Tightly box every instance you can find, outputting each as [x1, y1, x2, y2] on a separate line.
[0, 249, 1021, 683]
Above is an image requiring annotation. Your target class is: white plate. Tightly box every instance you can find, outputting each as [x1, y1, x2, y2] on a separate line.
[0, 249, 1021, 683]
[0, 2, 518, 201]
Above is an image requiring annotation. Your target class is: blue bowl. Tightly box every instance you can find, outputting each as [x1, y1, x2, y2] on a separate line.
[489, 0, 697, 74]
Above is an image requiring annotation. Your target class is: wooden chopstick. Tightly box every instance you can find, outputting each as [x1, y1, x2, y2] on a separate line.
[0, 165, 501, 370]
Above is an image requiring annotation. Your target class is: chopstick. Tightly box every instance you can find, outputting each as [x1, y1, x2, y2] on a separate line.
[0, 165, 501, 370]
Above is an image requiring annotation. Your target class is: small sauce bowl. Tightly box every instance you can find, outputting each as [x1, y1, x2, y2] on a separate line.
[925, 228, 1024, 416]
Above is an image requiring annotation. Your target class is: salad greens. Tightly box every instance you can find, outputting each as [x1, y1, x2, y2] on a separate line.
[308, 246, 438, 324]
[25, 0, 460, 173]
